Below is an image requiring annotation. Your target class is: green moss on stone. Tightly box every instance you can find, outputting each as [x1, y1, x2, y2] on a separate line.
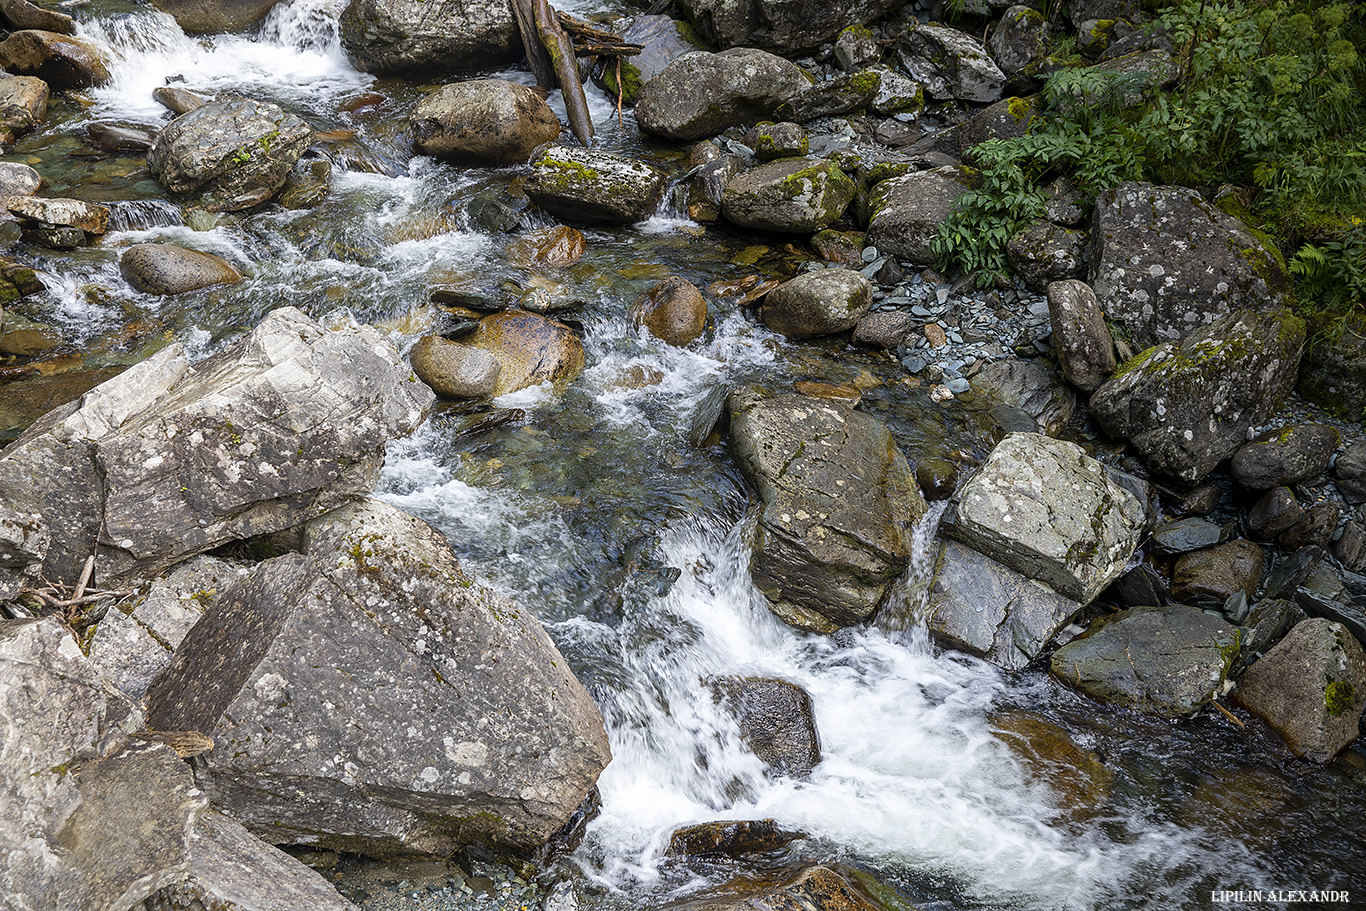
[1325, 679, 1356, 717]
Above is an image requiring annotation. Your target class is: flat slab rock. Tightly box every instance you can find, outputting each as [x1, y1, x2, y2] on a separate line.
[949, 432, 1144, 604]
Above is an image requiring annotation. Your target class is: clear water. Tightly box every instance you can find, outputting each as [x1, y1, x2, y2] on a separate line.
[6, 2, 1364, 908]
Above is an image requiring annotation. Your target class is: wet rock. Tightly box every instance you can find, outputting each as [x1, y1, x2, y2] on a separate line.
[0, 254, 41, 306]
[1293, 565, 1366, 648]
[630, 276, 707, 347]
[635, 48, 812, 142]
[915, 458, 957, 500]
[410, 336, 501, 400]
[1248, 487, 1303, 540]
[971, 358, 1075, 437]
[1171, 539, 1263, 604]
[0, 307, 432, 584]
[775, 69, 881, 122]
[1089, 182, 1291, 350]
[1231, 424, 1338, 491]
[151, 0, 282, 33]
[152, 85, 206, 116]
[760, 267, 871, 339]
[0, 74, 47, 135]
[596, 14, 704, 106]
[526, 146, 668, 224]
[467, 310, 584, 397]
[1335, 521, 1366, 573]
[686, 153, 746, 223]
[1278, 501, 1339, 552]
[0, 29, 110, 89]
[721, 158, 855, 233]
[709, 676, 820, 777]
[1233, 617, 1366, 763]
[147, 97, 312, 212]
[834, 24, 878, 71]
[143, 811, 359, 911]
[866, 166, 975, 265]
[21, 221, 83, 248]
[853, 310, 914, 348]
[896, 22, 1005, 102]
[1240, 598, 1304, 664]
[1334, 439, 1366, 504]
[0, 0, 76, 34]
[1089, 308, 1304, 484]
[119, 243, 241, 295]
[925, 539, 1081, 670]
[339, 0, 518, 74]
[728, 390, 926, 632]
[0, 311, 65, 355]
[667, 864, 886, 911]
[507, 225, 585, 271]
[677, 0, 900, 54]
[1297, 310, 1366, 421]
[1150, 518, 1223, 557]
[1052, 605, 1242, 716]
[1262, 546, 1323, 602]
[411, 79, 561, 165]
[988, 5, 1048, 74]
[990, 710, 1112, 820]
[280, 155, 332, 209]
[950, 432, 1144, 604]
[667, 819, 803, 857]
[742, 121, 807, 160]
[1006, 221, 1087, 291]
[86, 121, 158, 154]
[1047, 279, 1116, 393]
[0, 160, 42, 200]
[145, 498, 612, 855]
[6, 195, 108, 233]
[1106, 563, 1168, 609]
[811, 228, 864, 266]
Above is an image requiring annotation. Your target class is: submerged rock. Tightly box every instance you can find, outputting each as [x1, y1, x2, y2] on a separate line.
[635, 48, 811, 142]
[710, 676, 821, 777]
[411, 79, 561, 165]
[145, 498, 612, 855]
[667, 865, 887, 911]
[410, 335, 502, 400]
[338, 0, 518, 74]
[119, 243, 242, 295]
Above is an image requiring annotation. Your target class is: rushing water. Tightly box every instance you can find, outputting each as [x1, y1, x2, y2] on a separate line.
[5, 2, 1365, 908]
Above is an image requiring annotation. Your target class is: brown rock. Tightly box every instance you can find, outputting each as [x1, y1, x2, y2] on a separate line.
[0, 29, 110, 89]
[468, 310, 584, 396]
[507, 225, 585, 270]
[666, 819, 803, 857]
[0, 74, 47, 134]
[630, 277, 707, 346]
[0, 0, 77, 34]
[411, 79, 562, 165]
[924, 323, 947, 347]
[1172, 539, 1263, 603]
[409, 335, 501, 400]
[6, 195, 108, 233]
[119, 243, 242, 295]
[152, 85, 207, 116]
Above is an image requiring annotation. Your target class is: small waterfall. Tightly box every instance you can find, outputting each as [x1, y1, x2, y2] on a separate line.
[256, 0, 348, 55]
[107, 200, 185, 232]
[875, 500, 948, 644]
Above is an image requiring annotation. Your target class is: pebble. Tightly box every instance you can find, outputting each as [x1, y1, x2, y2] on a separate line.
[861, 245, 879, 263]
[912, 305, 932, 317]
[946, 377, 970, 394]
[903, 356, 927, 373]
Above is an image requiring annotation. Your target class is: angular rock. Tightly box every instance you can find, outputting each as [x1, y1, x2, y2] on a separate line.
[596, 14, 704, 106]
[152, 85, 206, 116]
[957, 95, 1040, 155]
[630, 276, 707, 347]
[677, 0, 900, 54]
[970, 358, 1075, 437]
[775, 69, 880, 122]
[0, 74, 47, 135]
[411, 79, 561, 165]
[635, 48, 811, 142]
[853, 310, 914, 348]
[728, 390, 926, 632]
[467, 309, 584, 397]
[834, 24, 878, 71]
[1248, 486, 1303, 540]
[742, 121, 808, 160]
[1231, 424, 1338, 491]
[866, 166, 975, 265]
[1171, 539, 1263, 604]
[1150, 518, 1223, 556]
[896, 23, 1005, 102]
[709, 676, 820, 777]
[0, 30, 110, 89]
[686, 152, 746, 223]
[0, 0, 77, 34]
[339, 0, 518, 74]
[1089, 182, 1291, 350]
[119, 243, 242, 296]
[667, 819, 803, 857]
[145, 498, 612, 855]
[1279, 501, 1339, 552]
[721, 158, 855, 233]
[526, 146, 668, 224]
[950, 433, 1144, 604]
[1006, 221, 1087, 291]
[1240, 598, 1304, 664]
[279, 155, 331, 209]
[1297, 310, 1366, 421]
[150, 0, 281, 33]
[1051, 605, 1242, 716]
[0, 493, 46, 600]
[1106, 563, 1168, 609]
[410, 336, 501, 400]
[147, 97, 313, 212]
[1233, 617, 1366, 763]
[924, 539, 1081, 670]
[1048, 279, 1116, 393]
[6, 195, 108, 233]
[1337, 439, 1366, 504]
[869, 65, 926, 116]
[989, 5, 1048, 74]
[760, 267, 871, 339]
[1089, 308, 1305, 484]
[1333, 521, 1366, 574]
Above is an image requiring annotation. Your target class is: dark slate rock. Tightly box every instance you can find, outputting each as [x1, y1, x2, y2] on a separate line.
[710, 676, 821, 777]
[677, 0, 901, 54]
[971, 358, 1076, 437]
[1151, 518, 1224, 556]
[1238, 598, 1305, 666]
[1279, 501, 1340, 551]
[1335, 520, 1366, 573]
[1335, 439, 1366, 504]
[338, 0, 518, 74]
[1231, 423, 1338, 490]
[1006, 221, 1087, 292]
[1262, 546, 1324, 601]
[1248, 486, 1303, 540]
[1106, 563, 1168, 609]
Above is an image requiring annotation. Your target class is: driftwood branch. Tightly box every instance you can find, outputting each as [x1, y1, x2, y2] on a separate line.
[511, 0, 554, 88]
[534, 0, 594, 146]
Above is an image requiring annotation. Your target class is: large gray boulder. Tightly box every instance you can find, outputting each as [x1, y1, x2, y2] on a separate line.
[988, 5, 1048, 75]
[1051, 605, 1242, 716]
[145, 498, 612, 856]
[119, 243, 242, 296]
[729, 390, 927, 633]
[760, 267, 871, 339]
[147, 97, 312, 212]
[0, 307, 433, 585]
[339, 0, 518, 74]
[411, 79, 561, 165]
[150, 0, 284, 33]
[866, 166, 976, 265]
[896, 23, 1005, 102]
[1233, 618, 1366, 763]
[924, 539, 1081, 671]
[971, 357, 1076, 437]
[1089, 308, 1305, 484]
[635, 48, 812, 142]
[1089, 182, 1291, 349]
[721, 158, 856, 233]
[1, 618, 207, 911]
[1230, 423, 1338, 491]
[678, 0, 900, 54]
[950, 433, 1144, 604]
[526, 146, 668, 224]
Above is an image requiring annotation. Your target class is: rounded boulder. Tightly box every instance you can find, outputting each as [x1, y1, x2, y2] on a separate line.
[630, 277, 707, 346]
[119, 244, 242, 296]
[409, 336, 501, 400]
[721, 158, 855, 233]
[468, 310, 584, 397]
[0, 30, 110, 89]
[411, 79, 561, 165]
[761, 267, 872, 339]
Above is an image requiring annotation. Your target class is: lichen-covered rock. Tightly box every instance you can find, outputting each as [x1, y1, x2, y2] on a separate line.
[0, 29, 109, 89]
[760, 267, 871, 339]
[630, 276, 707, 346]
[957, 95, 1039, 155]
[0, 160, 42, 201]
[950, 433, 1144, 604]
[1007, 221, 1087, 291]
[924, 539, 1081, 670]
[119, 243, 242, 296]
[338, 0, 518, 74]
[1297, 310, 1366, 422]
[145, 498, 612, 855]
[1051, 605, 1242, 716]
[6, 195, 108, 233]
[896, 23, 1005, 102]
[743, 121, 808, 160]
[150, 0, 283, 33]
[1231, 424, 1338, 491]
[1233, 617, 1366, 763]
[677, 0, 901, 54]
[1089, 308, 1305, 484]
[147, 97, 312, 212]
[710, 676, 820, 777]
[1089, 182, 1291, 349]
[466, 310, 584, 397]
[866, 166, 975, 265]
[1047, 279, 1116, 393]
[721, 158, 855, 234]
[526, 146, 668, 224]
[988, 5, 1048, 74]
[869, 65, 926, 116]
[411, 79, 561, 165]
[596, 14, 705, 105]
[775, 69, 881, 122]
[834, 24, 878, 70]
[728, 389, 926, 632]
[0, 493, 46, 601]
[0, 74, 47, 135]
[635, 48, 812, 142]
[410, 336, 501, 400]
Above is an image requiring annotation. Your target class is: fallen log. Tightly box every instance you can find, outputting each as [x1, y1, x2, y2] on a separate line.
[534, 0, 593, 146]
[511, 0, 554, 88]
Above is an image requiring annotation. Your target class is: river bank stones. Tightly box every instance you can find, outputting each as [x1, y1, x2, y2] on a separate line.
[411, 79, 561, 165]
[119, 243, 242, 295]
[339, 0, 519, 74]
[867, 166, 976, 265]
[710, 676, 821, 777]
[635, 48, 812, 142]
[1231, 423, 1338, 490]
[1047, 279, 1116, 393]
[760, 267, 871, 339]
[721, 158, 855, 233]
[896, 22, 1005, 102]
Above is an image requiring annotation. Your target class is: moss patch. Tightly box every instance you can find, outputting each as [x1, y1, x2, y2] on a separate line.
[1325, 679, 1356, 717]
